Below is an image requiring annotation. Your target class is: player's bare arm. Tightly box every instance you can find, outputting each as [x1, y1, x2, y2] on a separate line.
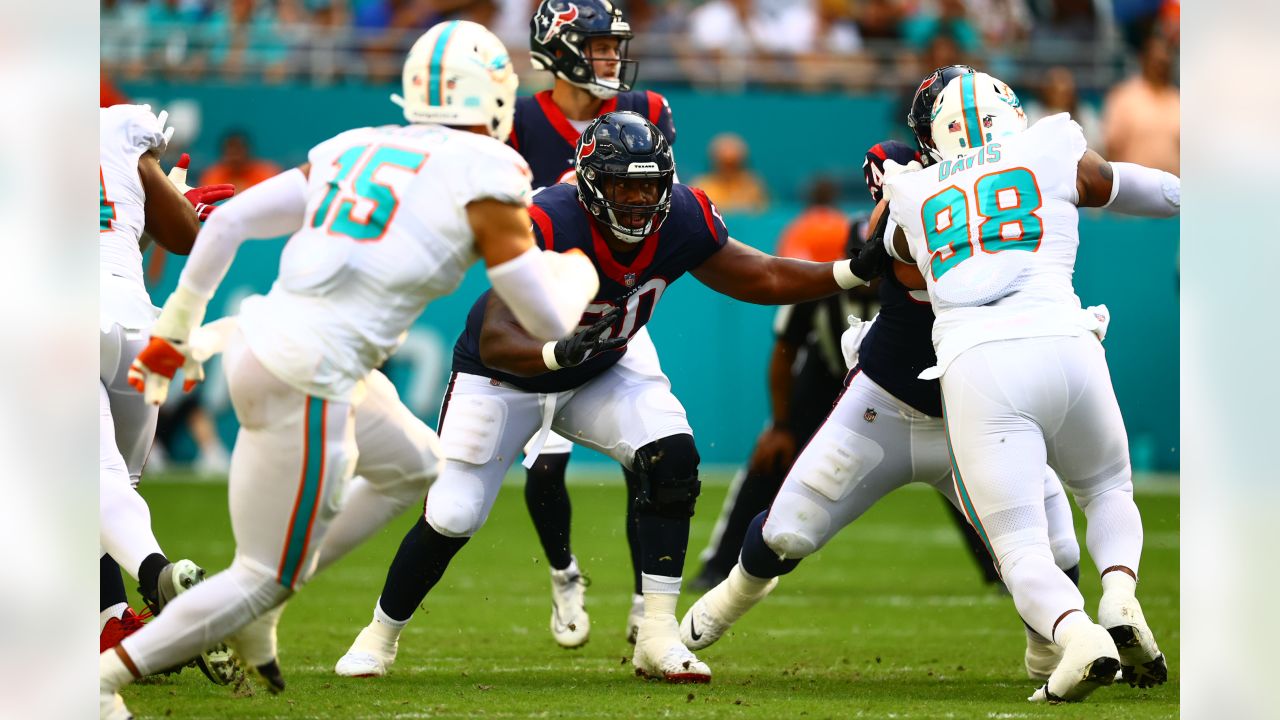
[477, 292, 553, 376]
[468, 199, 537, 266]
[138, 152, 201, 255]
[691, 239, 864, 304]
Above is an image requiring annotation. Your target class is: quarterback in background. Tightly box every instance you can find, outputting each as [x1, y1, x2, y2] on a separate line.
[884, 71, 1178, 702]
[100, 21, 596, 720]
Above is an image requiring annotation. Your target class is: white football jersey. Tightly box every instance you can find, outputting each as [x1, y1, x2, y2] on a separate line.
[237, 124, 534, 401]
[100, 104, 168, 331]
[886, 113, 1105, 377]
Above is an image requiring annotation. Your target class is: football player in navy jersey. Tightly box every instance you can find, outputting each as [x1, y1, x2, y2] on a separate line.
[678, 67, 1088, 686]
[334, 112, 883, 684]
[510, 0, 682, 650]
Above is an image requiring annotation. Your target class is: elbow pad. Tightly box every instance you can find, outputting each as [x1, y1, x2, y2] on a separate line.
[487, 247, 599, 341]
[1104, 162, 1180, 218]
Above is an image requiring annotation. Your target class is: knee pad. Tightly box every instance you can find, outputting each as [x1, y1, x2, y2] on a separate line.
[633, 434, 701, 519]
[761, 491, 831, 560]
[791, 424, 885, 503]
[425, 498, 484, 538]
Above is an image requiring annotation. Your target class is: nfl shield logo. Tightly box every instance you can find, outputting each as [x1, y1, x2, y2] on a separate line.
[624, 272, 637, 288]
[863, 407, 877, 423]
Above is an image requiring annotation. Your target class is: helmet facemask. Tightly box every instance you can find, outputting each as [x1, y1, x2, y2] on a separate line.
[575, 112, 675, 244]
[560, 31, 638, 99]
[530, 0, 639, 100]
[584, 172, 672, 242]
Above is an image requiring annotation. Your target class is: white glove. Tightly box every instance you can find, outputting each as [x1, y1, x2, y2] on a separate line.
[127, 285, 209, 405]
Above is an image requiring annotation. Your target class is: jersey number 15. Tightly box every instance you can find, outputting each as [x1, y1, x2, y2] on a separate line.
[310, 144, 428, 242]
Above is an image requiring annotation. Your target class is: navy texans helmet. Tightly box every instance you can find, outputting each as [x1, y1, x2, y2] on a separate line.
[575, 111, 675, 243]
[907, 64, 977, 164]
[530, 0, 638, 99]
[862, 140, 922, 203]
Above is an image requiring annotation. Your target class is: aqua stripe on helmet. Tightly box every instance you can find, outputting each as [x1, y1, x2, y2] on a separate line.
[429, 20, 460, 107]
[960, 73, 983, 150]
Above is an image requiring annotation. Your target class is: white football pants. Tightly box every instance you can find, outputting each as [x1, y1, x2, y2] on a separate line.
[941, 334, 1140, 643]
[117, 330, 441, 675]
[428, 346, 690, 539]
[762, 370, 1079, 572]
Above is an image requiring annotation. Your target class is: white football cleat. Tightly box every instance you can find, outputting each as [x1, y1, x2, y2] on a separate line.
[335, 623, 399, 678]
[1099, 592, 1168, 688]
[1028, 621, 1120, 703]
[1025, 629, 1062, 682]
[100, 688, 132, 720]
[625, 594, 643, 644]
[633, 615, 711, 684]
[679, 565, 778, 651]
[549, 559, 590, 649]
[227, 604, 286, 693]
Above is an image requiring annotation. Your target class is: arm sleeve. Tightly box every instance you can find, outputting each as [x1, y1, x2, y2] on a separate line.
[1103, 162, 1180, 218]
[486, 247, 598, 341]
[177, 168, 309, 299]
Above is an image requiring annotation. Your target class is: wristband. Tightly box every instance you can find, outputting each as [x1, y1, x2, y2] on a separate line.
[542, 341, 562, 371]
[833, 260, 867, 290]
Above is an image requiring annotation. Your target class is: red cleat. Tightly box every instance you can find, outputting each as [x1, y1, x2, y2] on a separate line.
[100, 607, 151, 653]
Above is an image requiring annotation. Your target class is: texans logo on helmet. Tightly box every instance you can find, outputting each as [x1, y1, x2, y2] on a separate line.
[577, 136, 596, 162]
[536, 4, 579, 44]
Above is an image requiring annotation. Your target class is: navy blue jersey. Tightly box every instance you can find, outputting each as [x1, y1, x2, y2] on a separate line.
[856, 272, 942, 418]
[453, 182, 727, 392]
[508, 89, 677, 189]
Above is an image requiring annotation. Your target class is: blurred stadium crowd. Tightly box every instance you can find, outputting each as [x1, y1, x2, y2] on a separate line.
[102, 0, 1178, 92]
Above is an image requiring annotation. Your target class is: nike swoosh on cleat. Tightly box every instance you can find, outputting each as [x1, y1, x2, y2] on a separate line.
[689, 616, 703, 642]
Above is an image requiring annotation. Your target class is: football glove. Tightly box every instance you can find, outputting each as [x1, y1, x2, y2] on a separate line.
[127, 285, 209, 405]
[878, 158, 923, 202]
[545, 306, 627, 370]
[167, 153, 236, 221]
[862, 140, 921, 203]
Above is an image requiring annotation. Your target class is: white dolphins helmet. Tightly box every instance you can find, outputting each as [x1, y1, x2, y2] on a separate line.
[392, 20, 519, 141]
[929, 71, 1027, 159]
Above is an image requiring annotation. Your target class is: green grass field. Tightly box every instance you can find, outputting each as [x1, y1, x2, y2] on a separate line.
[120, 471, 1178, 719]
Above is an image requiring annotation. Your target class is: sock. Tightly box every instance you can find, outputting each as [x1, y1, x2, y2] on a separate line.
[727, 564, 774, 596]
[315, 475, 426, 575]
[1101, 567, 1138, 596]
[624, 467, 644, 594]
[1078, 483, 1143, 577]
[642, 589, 678, 619]
[101, 554, 128, 612]
[101, 647, 137, 692]
[1000, 544, 1087, 642]
[377, 515, 470, 622]
[702, 466, 788, 578]
[739, 511, 800, 579]
[137, 552, 170, 604]
[121, 561, 291, 677]
[523, 452, 573, 570]
[99, 471, 166, 581]
[640, 572, 681, 596]
[1053, 609, 1090, 645]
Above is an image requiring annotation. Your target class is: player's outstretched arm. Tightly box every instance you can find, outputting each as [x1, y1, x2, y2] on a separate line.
[1076, 149, 1180, 216]
[690, 239, 872, 305]
[129, 165, 310, 405]
[469, 199, 598, 342]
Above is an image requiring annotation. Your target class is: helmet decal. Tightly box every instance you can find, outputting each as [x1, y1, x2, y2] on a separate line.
[959, 73, 983, 150]
[578, 135, 596, 162]
[535, 4, 579, 45]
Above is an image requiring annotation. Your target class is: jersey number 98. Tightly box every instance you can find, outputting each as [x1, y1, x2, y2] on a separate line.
[922, 167, 1044, 280]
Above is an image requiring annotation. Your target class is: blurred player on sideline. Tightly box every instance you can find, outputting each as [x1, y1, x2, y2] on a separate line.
[334, 111, 887, 685]
[100, 21, 597, 719]
[513, 0, 681, 648]
[98, 103, 237, 683]
[882, 70, 1177, 702]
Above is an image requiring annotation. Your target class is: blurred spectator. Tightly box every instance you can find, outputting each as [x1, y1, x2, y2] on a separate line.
[206, 0, 295, 82]
[855, 0, 904, 41]
[1025, 66, 1102, 148]
[1103, 32, 1178, 174]
[775, 177, 848, 262]
[692, 133, 769, 214]
[796, 0, 869, 91]
[902, 0, 982, 54]
[1029, 0, 1098, 44]
[967, 0, 1032, 47]
[685, 0, 818, 86]
[198, 130, 283, 192]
